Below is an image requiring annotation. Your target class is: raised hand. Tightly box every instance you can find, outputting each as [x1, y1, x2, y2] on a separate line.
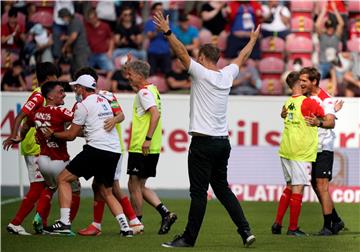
[250, 25, 261, 42]
[152, 11, 170, 33]
[334, 99, 344, 112]
[2, 136, 22, 151]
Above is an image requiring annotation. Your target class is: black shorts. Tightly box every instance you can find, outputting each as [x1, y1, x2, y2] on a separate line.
[67, 145, 120, 188]
[312, 151, 334, 181]
[127, 152, 159, 178]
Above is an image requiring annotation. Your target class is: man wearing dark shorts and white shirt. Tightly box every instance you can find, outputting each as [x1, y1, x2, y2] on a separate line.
[154, 13, 260, 248]
[43, 75, 132, 237]
[299, 67, 345, 235]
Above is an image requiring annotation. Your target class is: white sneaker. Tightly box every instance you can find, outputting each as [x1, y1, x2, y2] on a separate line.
[7, 223, 31, 235]
[129, 223, 144, 234]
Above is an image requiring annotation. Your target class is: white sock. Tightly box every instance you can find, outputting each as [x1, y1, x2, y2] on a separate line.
[116, 214, 130, 231]
[60, 208, 71, 225]
[129, 218, 141, 225]
[92, 222, 101, 230]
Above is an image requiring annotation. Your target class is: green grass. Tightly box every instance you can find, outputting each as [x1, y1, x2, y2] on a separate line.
[2, 198, 360, 252]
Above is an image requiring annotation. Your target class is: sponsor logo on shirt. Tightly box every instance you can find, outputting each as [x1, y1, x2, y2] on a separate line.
[25, 101, 35, 111]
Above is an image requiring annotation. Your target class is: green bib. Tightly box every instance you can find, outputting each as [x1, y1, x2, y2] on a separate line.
[129, 85, 162, 154]
[20, 88, 42, 156]
[279, 96, 318, 162]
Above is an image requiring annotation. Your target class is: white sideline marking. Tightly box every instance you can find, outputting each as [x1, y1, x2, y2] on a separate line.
[1, 198, 21, 205]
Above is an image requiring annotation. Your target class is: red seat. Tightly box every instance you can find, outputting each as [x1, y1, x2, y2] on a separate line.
[290, 1, 314, 12]
[146, 75, 168, 93]
[348, 1, 360, 13]
[30, 11, 53, 28]
[258, 57, 285, 74]
[260, 78, 283, 95]
[1, 12, 26, 28]
[260, 36, 285, 59]
[347, 38, 360, 52]
[286, 35, 313, 60]
[291, 16, 313, 33]
[349, 17, 360, 39]
[188, 15, 202, 30]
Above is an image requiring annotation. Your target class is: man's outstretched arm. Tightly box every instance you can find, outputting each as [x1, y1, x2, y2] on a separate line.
[153, 12, 191, 70]
[231, 25, 260, 69]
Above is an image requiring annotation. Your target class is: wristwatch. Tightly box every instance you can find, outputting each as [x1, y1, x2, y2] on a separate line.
[163, 30, 172, 36]
[145, 136, 152, 141]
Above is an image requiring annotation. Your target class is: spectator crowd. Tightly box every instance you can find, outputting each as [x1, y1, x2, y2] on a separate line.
[1, 0, 359, 96]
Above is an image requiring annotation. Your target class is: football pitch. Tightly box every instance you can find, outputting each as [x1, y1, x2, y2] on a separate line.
[2, 198, 360, 252]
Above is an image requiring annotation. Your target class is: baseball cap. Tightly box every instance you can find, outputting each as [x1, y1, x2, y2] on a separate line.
[69, 75, 96, 89]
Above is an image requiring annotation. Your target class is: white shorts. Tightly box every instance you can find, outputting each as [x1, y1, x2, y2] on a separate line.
[37, 155, 81, 192]
[114, 154, 123, 181]
[280, 157, 312, 186]
[24, 155, 44, 183]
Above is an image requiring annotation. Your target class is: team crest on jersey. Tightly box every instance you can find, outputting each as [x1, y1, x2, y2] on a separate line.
[25, 101, 35, 111]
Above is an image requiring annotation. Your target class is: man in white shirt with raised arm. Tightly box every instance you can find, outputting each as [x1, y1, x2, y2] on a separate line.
[153, 12, 260, 248]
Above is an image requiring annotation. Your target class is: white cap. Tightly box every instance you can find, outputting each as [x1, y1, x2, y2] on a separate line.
[69, 75, 96, 89]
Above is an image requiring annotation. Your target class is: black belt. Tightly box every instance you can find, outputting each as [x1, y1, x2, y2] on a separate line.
[192, 135, 228, 140]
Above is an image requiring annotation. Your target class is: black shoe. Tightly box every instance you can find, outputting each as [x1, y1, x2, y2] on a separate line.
[158, 212, 177, 235]
[332, 221, 345, 235]
[43, 221, 74, 236]
[120, 229, 133, 237]
[287, 228, 308, 236]
[271, 222, 282, 234]
[161, 235, 193, 248]
[318, 227, 333, 236]
[239, 230, 256, 247]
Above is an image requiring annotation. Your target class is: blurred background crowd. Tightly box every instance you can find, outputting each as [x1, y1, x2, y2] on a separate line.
[1, 0, 359, 96]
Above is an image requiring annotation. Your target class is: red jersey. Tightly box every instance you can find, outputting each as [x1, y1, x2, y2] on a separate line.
[28, 106, 74, 161]
[22, 89, 45, 116]
[300, 97, 325, 118]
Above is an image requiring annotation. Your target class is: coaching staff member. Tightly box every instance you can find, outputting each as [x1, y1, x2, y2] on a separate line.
[154, 12, 260, 248]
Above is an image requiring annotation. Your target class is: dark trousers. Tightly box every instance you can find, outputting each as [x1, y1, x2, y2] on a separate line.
[147, 52, 171, 76]
[183, 137, 250, 245]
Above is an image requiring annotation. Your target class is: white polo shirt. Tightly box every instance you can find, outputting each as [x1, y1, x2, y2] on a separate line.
[188, 59, 239, 136]
[73, 93, 120, 153]
[310, 88, 336, 152]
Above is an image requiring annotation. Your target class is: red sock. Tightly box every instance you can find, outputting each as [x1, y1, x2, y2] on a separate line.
[289, 193, 303, 231]
[36, 187, 54, 227]
[275, 187, 292, 225]
[70, 194, 81, 222]
[11, 182, 45, 225]
[93, 200, 105, 224]
[120, 196, 137, 221]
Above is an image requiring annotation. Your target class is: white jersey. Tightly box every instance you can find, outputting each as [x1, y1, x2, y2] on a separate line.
[135, 87, 157, 116]
[188, 59, 239, 136]
[73, 93, 120, 153]
[310, 88, 336, 152]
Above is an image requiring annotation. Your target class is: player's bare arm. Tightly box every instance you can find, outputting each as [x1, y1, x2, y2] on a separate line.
[142, 106, 160, 156]
[305, 113, 335, 129]
[334, 100, 344, 112]
[231, 25, 260, 69]
[153, 12, 190, 70]
[104, 111, 125, 132]
[43, 123, 82, 141]
[2, 110, 27, 148]
[281, 106, 288, 119]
